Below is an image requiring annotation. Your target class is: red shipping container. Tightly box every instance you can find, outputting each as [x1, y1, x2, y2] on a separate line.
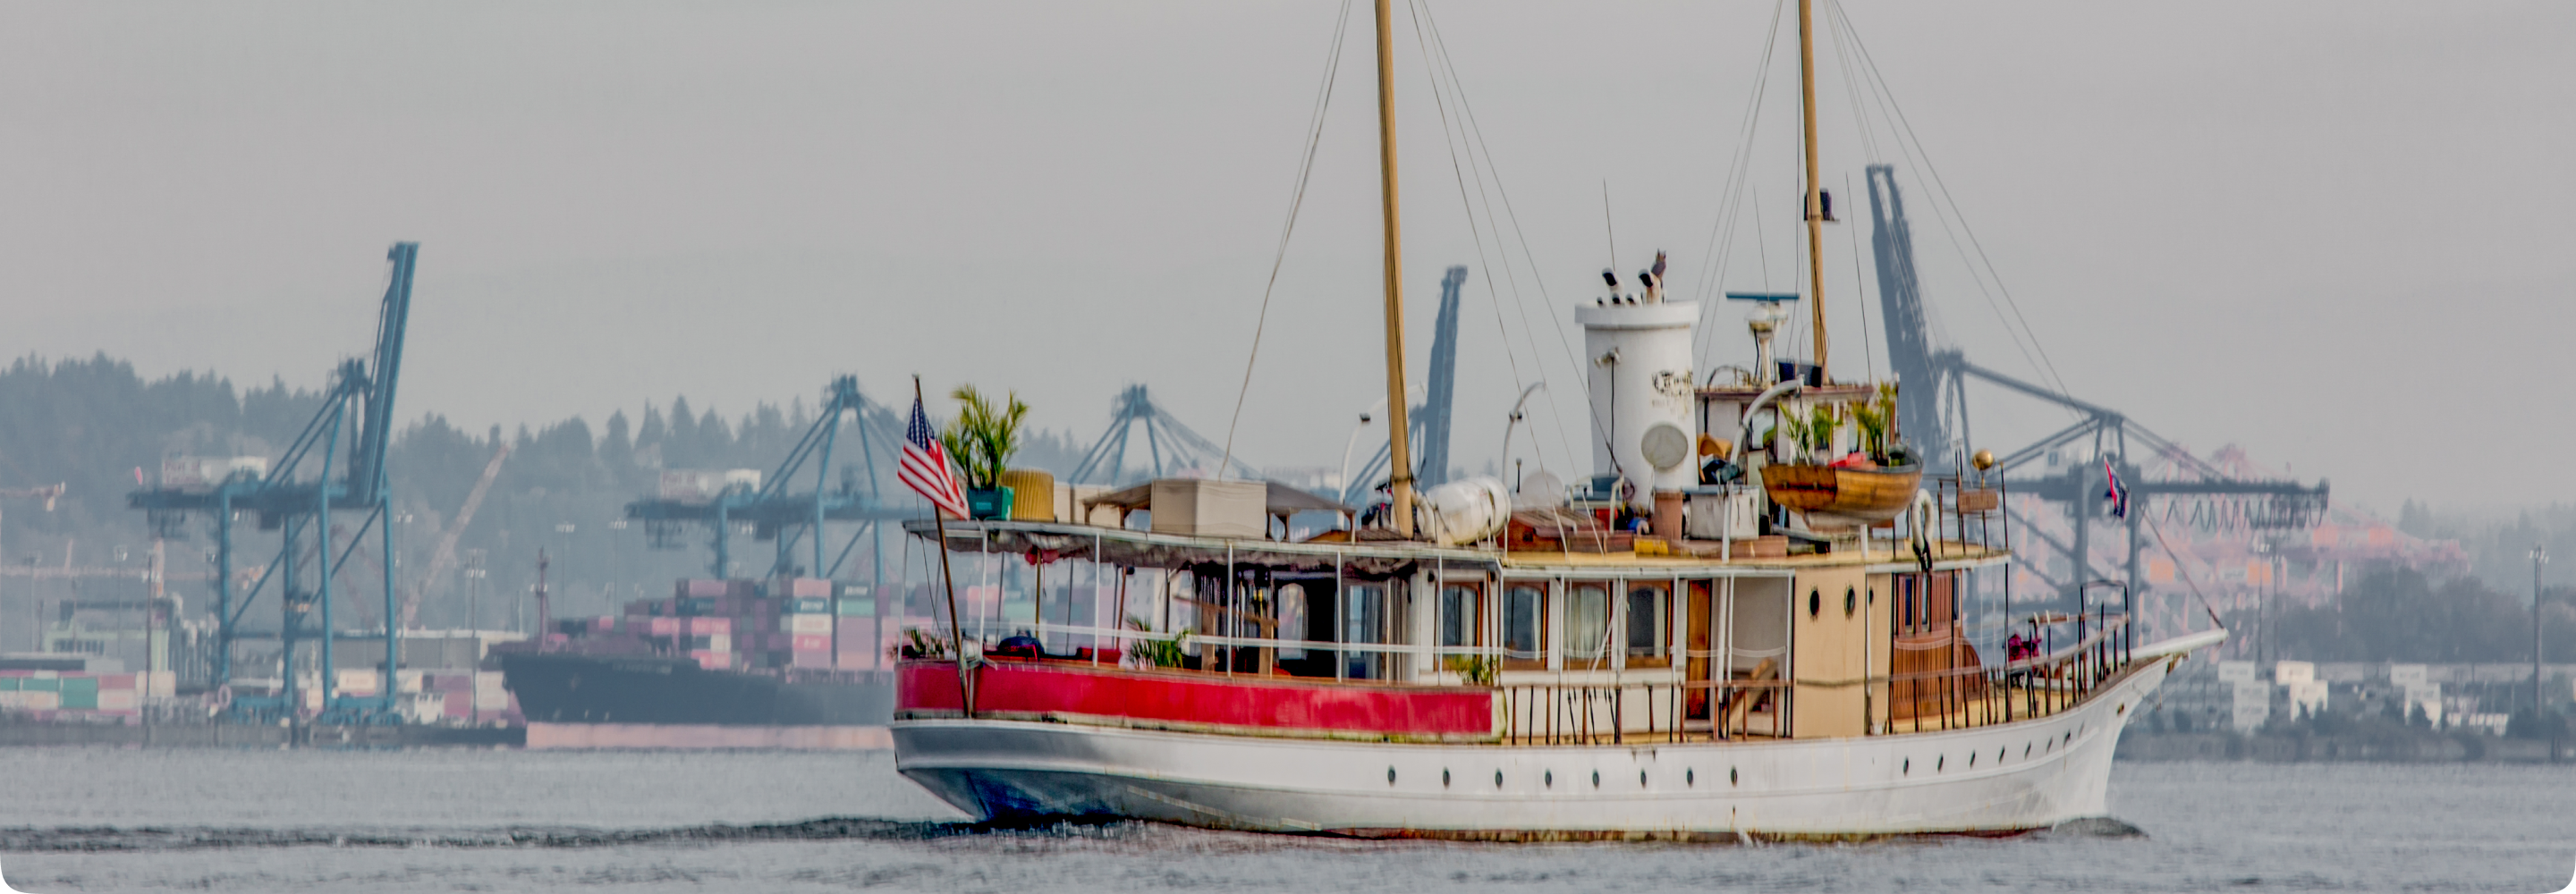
[792, 634, 830, 653]
[98, 674, 137, 691]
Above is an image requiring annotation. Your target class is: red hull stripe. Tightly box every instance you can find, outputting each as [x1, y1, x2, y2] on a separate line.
[898, 662, 1492, 736]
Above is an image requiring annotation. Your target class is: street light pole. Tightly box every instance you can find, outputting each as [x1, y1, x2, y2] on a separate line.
[2536, 544, 2548, 714]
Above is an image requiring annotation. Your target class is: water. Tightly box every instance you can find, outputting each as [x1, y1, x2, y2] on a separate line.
[0, 748, 2568, 893]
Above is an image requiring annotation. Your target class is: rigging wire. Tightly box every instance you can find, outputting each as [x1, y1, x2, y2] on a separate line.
[1827, 0, 2077, 406]
[1414, 4, 1575, 480]
[1413, 0, 1599, 484]
[1400, 0, 1555, 483]
[1848, 171, 1876, 382]
[1688, 0, 1790, 370]
[1217, 0, 1357, 477]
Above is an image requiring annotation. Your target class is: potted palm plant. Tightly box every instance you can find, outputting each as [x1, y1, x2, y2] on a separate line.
[939, 384, 1030, 519]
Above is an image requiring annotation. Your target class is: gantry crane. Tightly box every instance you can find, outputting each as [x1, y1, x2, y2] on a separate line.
[624, 376, 915, 581]
[128, 242, 419, 724]
[1861, 165, 2327, 621]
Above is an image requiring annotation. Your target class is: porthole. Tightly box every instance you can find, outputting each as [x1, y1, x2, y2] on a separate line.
[2024, 744, 2031, 758]
[1729, 767, 1739, 786]
[1902, 758, 1911, 774]
[1936, 755, 1945, 772]
[1591, 771, 1601, 788]
[1495, 770, 1504, 789]
[1808, 589, 1821, 617]
[1998, 747, 2006, 763]
[1387, 767, 1397, 785]
[1442, 769, 1451, 788]
[1640, 771, 1648, 788]
[1843, 586, 1857, 618]
[1546, 770, 1554, 788]
[1969, 753, 1976, 767]
[1687, 769, 1696, 787]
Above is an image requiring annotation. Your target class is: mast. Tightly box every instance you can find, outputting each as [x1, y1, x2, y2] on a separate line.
[1373, 0, 1417, 537]
[1798, 0, 1829, 383]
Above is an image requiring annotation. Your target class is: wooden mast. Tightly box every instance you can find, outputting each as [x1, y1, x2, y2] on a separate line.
[1373, 0, 1417, 537]
[1798, 0, 1829, 383]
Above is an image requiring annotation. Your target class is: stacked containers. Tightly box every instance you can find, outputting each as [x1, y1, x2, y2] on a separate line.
[0, 670, 144, 720]
[782, 578, 835, 669]
[835, 583, 877, 670]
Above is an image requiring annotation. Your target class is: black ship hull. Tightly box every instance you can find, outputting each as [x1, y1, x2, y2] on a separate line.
[500, 653, 893, 726]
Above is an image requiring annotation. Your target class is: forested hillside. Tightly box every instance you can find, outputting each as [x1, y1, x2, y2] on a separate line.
[0, 355, 1084, 637]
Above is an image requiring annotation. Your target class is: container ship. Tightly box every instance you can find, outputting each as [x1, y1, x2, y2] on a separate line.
[497, 577, 897, 726]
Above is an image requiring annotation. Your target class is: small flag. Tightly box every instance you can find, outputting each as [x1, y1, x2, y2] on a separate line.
[900, 394, 970, 519]
[2101, 458, 2129, 519]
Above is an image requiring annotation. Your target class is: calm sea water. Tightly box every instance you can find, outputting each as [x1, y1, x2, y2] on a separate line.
[0, 746, 2568, 893]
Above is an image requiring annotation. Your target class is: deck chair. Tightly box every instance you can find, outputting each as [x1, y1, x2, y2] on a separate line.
[1721, 657, 1781, 738]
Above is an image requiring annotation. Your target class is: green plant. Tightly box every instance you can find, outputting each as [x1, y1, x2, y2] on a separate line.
[1802, 403, 1843, 458]
[895, 628, 953, 660]
[1444, 654, 1498, 687]
[938, 384, 1030, 490]
[1123, 616, 1189, 669]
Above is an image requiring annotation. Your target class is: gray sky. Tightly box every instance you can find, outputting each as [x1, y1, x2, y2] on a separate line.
[3, 1, 2570, 514]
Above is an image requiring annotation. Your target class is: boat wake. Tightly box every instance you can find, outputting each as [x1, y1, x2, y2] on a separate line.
[0, 817, 1130, 853]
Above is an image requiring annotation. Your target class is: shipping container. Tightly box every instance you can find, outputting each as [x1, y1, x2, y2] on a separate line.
[792, 634, 830, 653]
[97, 689, 139, 711]
[781, 578, 833, 599]
[686, 616, 732, 635]
[790, 596, 831, 614]
[790, 650, 835, 669]
[785, 614, 834, 635]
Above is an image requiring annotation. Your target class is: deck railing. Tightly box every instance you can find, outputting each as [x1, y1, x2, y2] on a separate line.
[1927, 473, 2008, 559]
[1495, 615, 2132, 744]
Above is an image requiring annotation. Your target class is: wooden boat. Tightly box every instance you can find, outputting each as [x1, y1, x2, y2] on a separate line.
[1759, 462, 1926, 528]
[887, 0, 2225, 840]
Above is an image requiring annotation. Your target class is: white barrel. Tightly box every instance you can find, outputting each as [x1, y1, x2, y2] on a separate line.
[1577, 301, 1699, 502]
[1416, 477, 1511, 546]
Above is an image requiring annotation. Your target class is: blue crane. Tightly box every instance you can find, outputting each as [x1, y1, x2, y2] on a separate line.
[1863, 164, 2326, 615]
[1340, 266, 1465, 506]
[624, 376, 917, 582]
[129, 242, 419, 725]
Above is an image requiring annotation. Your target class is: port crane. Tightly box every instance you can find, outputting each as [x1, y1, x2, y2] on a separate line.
[128, 243, 419, 724]
[1860, 165, 2327, 625]
[1338, 265, 1466, 506]
[624, 376, 915, 582]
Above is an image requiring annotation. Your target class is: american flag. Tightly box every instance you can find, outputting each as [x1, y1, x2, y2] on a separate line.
[901, 394, 970, 519]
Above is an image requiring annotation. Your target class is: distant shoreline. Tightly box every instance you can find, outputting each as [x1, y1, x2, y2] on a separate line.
[2116, 730, 2572, 763]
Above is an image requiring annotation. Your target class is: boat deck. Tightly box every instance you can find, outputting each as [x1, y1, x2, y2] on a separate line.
[909, 518, 2006, 575]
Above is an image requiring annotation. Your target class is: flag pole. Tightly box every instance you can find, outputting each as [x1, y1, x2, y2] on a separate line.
[918, 375, 974, 719]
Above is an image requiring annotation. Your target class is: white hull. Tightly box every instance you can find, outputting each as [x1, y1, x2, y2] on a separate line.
[894, 653, 2186, 839]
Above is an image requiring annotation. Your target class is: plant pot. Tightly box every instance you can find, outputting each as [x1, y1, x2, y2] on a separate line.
[967, 486, 1015, 520]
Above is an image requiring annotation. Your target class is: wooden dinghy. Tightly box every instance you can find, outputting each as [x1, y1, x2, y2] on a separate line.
[1760, 462, 1925, 529]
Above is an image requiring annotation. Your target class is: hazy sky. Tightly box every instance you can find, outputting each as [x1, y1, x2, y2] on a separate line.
[3, 1, 2570, 514]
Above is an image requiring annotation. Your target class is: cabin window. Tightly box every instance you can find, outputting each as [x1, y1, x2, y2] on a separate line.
[1502, 583, 1546, 670]
[1625, 583, 1671, 667]
[1566, 583, 1612, 668]
[1345, 583, 1387, 679]
[1438, 584, 1481, 649]
[1277, 584, 1307, 659]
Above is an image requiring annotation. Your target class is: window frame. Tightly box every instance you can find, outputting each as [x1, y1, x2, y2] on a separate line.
[1500, 580, 1550, 670]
